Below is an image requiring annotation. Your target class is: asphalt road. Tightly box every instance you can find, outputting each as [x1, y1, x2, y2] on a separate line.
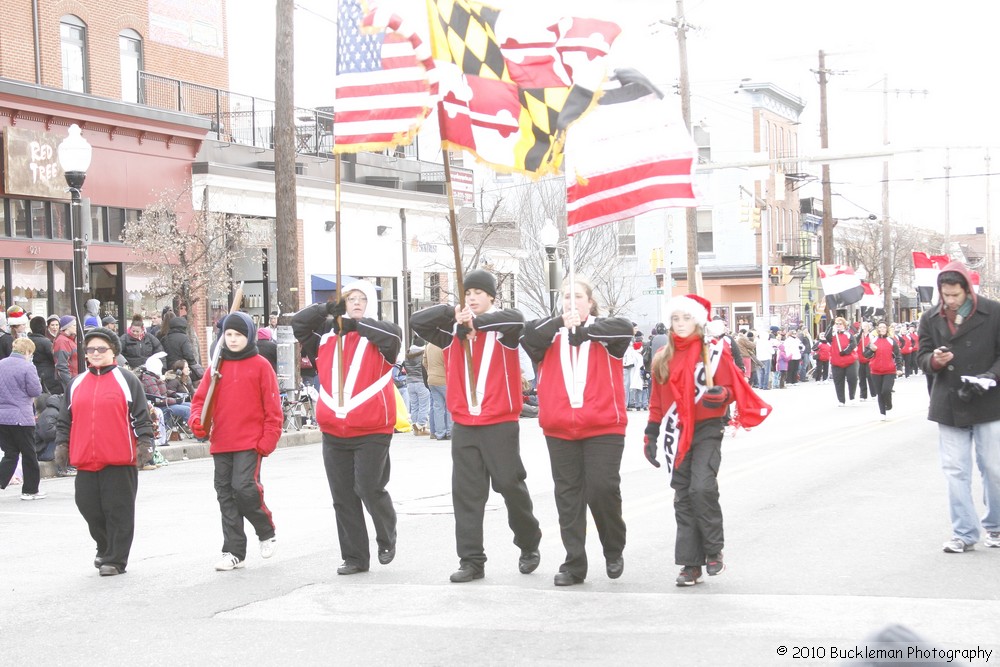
[3, 375, 998, 666]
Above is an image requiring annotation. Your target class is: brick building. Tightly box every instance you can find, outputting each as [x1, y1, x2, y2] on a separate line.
[0, 1, 227, 342]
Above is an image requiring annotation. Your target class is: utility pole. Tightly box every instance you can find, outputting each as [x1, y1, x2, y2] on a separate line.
[987, 150, 993, 296]
[670, 0, 699, 290]
[274, 0, 300, 319]
[944, 148, 951, 249]
[881, 75, 892, 318]
[817, 51, 835, 265]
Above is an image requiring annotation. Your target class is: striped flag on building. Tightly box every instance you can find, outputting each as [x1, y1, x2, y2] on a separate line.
[819, 264, 865, 311]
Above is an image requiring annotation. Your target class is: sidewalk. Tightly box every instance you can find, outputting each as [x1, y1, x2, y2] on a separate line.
[37, 427, 324, 478]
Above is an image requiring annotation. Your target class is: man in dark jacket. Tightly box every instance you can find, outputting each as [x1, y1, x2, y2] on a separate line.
[121, 316, 164, 370]
[161, 316, 203, 382]
[916, 261, 1000, 554]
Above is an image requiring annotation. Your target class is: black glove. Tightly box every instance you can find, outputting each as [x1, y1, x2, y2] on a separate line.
[643, 422, 661, 468]
[701, 386, 731, 409]
[957, 384, 976, 403]
[339, 316, 358, 333]
[839, 349, 852, 356]
[456, 323, 473, 340]
[567, 326, 589, 347]
[137, 438, 154, 468]
[326, 299, 347, 319]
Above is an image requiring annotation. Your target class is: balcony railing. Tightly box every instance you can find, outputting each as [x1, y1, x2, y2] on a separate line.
[139, 71, 334, 154]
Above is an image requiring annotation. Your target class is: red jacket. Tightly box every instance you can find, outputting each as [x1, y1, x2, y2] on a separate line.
[900, 333, 913, 355]
[411, 304, 524, 426]
[856, 332, 872, 365]
[57, 365, 154, 472]
[523, 315, 632, 441]
[814, 341, 831, 362]
[191, 354, 282, 456]
[828, 330, 858, 368]
[862, 335, 901, 375]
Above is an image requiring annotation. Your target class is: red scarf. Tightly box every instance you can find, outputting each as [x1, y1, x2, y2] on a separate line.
[667, 332, 703, 467]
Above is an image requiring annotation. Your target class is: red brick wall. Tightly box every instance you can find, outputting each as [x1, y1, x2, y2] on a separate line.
[0, 0, 229, 99]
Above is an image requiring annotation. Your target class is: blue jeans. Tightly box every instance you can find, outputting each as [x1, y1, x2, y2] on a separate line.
[428, 384, 452, 438]
[756, 363, 770, 389]
[406, 382, 430, 427]
[938, 420, 1000, 543]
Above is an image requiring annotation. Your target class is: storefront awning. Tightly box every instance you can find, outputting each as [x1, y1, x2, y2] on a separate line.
[311, 274, 360, 291]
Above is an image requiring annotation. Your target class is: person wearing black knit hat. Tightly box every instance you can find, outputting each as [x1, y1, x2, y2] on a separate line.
[27, 315, 61, 394]
[190, 311, 282, 571]
[56, 325, 154, 576]
[411, 270, 542, 584]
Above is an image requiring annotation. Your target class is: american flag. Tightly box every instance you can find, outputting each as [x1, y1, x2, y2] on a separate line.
[333, 0, 433, 153]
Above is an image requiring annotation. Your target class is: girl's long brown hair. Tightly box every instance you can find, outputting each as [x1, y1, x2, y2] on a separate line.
[651, 323, 705, 384]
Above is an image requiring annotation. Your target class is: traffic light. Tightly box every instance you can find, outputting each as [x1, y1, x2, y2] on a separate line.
[751, 206, 761, 228]
[739, 199, 751, 224]
[769, 266, 780, 285]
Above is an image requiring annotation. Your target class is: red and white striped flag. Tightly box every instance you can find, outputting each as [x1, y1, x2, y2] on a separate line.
[912, 252, 951, 303]
[819, 264, 865, 310]
[564, 69, 697, 235]
[860, 282, 883, 311]
[971, 271, 981, 294]
[333, 0, 434, 153]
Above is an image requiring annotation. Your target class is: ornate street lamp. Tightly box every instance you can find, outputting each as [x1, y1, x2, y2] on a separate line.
[539, 218, 560, 315]
[58, 124, 92, 373]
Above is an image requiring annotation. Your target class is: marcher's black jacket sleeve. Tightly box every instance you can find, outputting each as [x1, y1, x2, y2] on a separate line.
[356, 319, 403, 364]
[291, 303, 402, 364]
[471, 308, 524, 349]
[411, 304, 458, 350]
[522, 316, 563, 363]
[291, 304, 330, 360]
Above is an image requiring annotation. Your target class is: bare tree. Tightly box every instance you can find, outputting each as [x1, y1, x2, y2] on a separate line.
[122, 185, 251, 319]
[837, 218, 944, 298]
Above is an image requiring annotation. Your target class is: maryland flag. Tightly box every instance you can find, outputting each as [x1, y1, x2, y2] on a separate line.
[425, 0, 620, 176]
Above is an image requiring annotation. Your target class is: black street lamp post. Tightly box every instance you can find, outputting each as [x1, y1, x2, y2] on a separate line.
[540, 219, 559, 315]
[58, 124, 93, 374]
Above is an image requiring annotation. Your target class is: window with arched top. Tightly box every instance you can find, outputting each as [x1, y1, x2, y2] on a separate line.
[60, 15, 88, 93]
[119, 29, 143, 103]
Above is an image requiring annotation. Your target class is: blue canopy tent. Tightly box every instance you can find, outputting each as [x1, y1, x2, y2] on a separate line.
[310, 274, 381, 304]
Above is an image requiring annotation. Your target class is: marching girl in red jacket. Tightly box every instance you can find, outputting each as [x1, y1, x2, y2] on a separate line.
[291, 279, 403, 575]
[522, 278, 633, 586]
[856, 321, 874, 401]
[56, 327, 154, 576]
[812, 334, 832, 382]
[827, 316, 859, 406]
[411, 270, 542, 584]
[643, 294, 771, 587]
[190, 312, 282, 572]
[863, 321, 903, 421]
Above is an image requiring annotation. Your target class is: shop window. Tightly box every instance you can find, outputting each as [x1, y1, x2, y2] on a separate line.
[53, 261, 73, 317]
[119, 30, 143, 104]
[90, 206, 107, 243]
[10, 200, 32, 238]
[31, 201, 48, 238]
[108, 207, 125, 243]
[60, 15, 89, 94]
[10, 259, 49, 317]
[0, 200, 8, 237]
[52, 203, 71, 240]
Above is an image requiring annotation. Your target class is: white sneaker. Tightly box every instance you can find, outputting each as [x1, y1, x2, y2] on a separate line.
[942, 538, 975, 553]
[20, 491, 47, 501]
[260, 537, 277, 559]
[214, 552, 246, 571]
[880, 414, 888, 422]
[985, 531, 1000, 548]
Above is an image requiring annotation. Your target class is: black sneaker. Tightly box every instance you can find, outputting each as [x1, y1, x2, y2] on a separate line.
[675, 565, 702, 587]
[706, 553, 725, 576]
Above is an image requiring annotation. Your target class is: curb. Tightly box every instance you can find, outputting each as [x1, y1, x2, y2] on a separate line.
[38, 428, 324, 477]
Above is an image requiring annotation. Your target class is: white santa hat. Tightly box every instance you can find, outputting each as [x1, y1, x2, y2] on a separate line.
[663, 293, 711, 329]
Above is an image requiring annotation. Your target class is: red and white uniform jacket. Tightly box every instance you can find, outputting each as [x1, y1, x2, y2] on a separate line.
[856, 332, 873, 365]
[292, 303, 402, 438]
[899, 333, 913, 355]
[411, 304, 523, 426]
[522, 314, 632, 441]
[828, 329, 858, 368]
[190, 354, 283, 455]
[56, 365, 154, 472]
[862, 335, 902, 375]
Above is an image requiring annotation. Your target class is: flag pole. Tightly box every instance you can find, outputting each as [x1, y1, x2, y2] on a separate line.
[335, 153, 345, 407]
[440, 141, 479, 407]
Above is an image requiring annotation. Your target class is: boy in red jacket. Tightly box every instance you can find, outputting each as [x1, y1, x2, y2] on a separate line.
[411, 270, 542, 583]
[191, 312, 282, 571]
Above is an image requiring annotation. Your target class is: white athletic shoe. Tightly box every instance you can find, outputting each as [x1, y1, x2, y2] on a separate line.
[214, 552, 246, 571]
[260, 537, 277, 559]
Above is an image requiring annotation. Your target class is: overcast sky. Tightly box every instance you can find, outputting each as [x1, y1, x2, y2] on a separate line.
[228, 0, 998, 235]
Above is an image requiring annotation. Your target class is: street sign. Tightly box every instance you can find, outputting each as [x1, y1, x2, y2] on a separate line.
[642, 289, 664, 295]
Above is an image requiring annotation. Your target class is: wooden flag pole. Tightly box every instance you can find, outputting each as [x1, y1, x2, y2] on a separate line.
[335, 154, 345, 407]
[441, 144, 478, 407]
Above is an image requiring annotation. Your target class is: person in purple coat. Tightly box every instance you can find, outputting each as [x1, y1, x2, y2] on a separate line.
[0, 338, 45, 500]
